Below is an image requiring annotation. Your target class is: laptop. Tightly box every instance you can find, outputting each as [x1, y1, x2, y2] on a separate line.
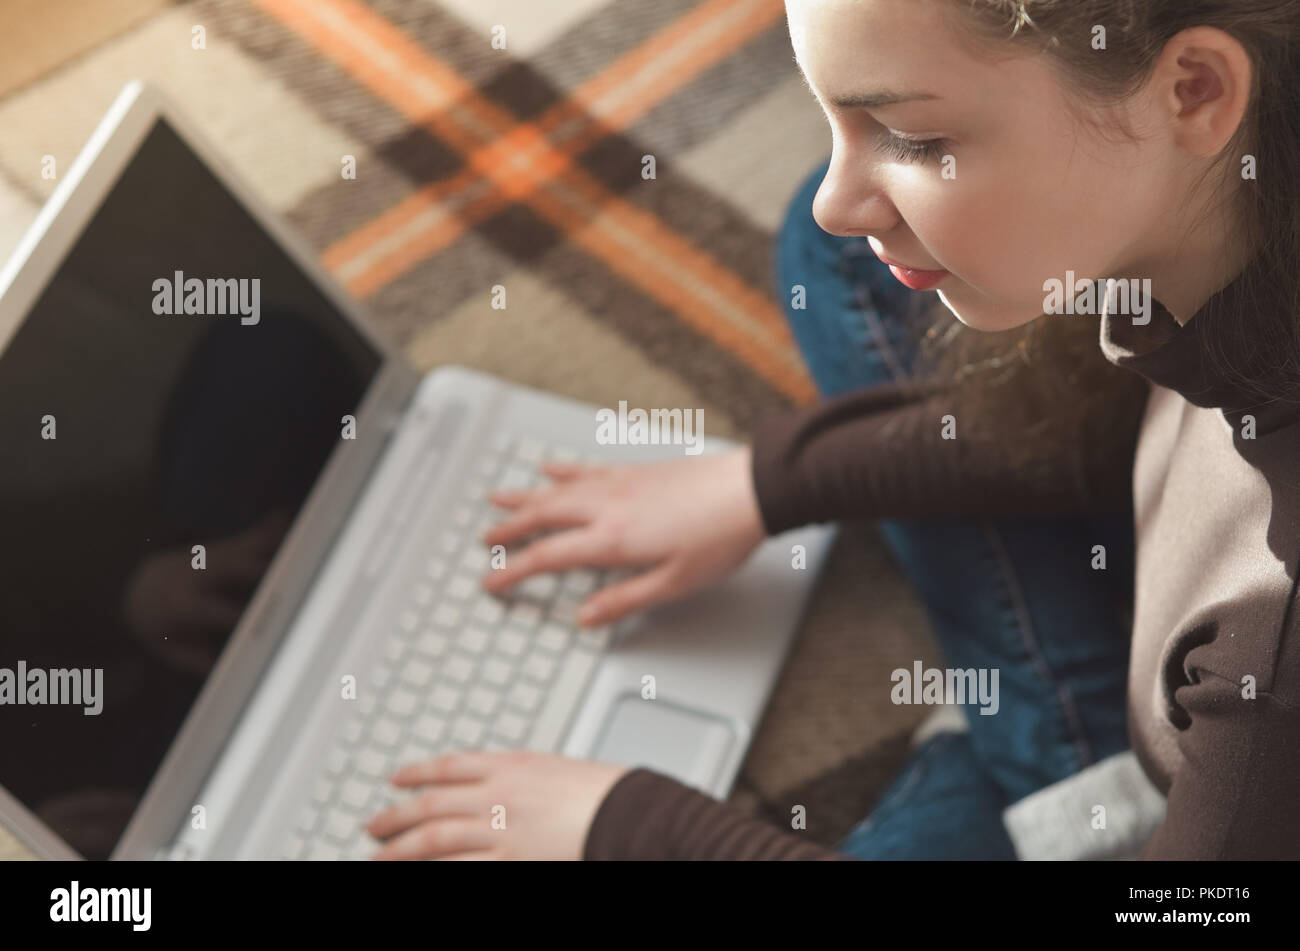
[0, 81, 835, 860]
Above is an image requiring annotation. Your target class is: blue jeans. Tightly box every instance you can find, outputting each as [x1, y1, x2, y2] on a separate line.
[775, 158, 1134, 860]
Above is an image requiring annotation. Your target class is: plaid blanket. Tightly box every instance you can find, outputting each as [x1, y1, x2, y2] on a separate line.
[0, 0, 938, 860]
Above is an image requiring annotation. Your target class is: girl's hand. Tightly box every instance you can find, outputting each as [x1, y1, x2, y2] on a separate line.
[481, 447, 767, 626]
[366, 751, 629, 860]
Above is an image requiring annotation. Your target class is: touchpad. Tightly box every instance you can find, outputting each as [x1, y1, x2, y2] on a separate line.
[590, 694, 737, 793]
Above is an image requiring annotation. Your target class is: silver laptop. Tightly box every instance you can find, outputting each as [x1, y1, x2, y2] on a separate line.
[0, 81, 835, 860]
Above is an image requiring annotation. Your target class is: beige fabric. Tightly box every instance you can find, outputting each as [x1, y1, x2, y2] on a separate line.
[1002, 751, 1167, 861]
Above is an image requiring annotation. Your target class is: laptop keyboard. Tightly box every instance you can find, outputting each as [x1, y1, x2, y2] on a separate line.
[279, 430, 614, 860]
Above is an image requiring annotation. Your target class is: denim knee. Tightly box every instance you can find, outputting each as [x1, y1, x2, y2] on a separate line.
[773, 158, 923, 396]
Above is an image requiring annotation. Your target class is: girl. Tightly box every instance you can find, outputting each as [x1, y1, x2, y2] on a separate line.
[366, 0, 1300, 860]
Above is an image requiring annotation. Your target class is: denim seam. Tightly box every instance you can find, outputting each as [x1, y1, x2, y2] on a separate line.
[849, 731, 947, 835]
[978, 519, 1095, 777]
[840, 239, 911, 384]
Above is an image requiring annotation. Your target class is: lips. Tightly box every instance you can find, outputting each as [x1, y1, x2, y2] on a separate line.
[872, 250, 949, 292]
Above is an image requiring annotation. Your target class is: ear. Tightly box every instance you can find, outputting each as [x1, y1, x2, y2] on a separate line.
[1152, 27, 1252, 158]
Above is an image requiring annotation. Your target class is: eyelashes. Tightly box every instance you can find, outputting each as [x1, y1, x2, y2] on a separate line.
[875, 131, 950, 165]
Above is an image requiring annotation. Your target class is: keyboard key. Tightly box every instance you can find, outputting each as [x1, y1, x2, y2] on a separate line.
[562, 572, 596, 596]
[430, 684, 461, 714]
[412, 714, 447, 746]
[536, 623, 571, 654]
[446, 574, 476, 601]
[356, 749, 389, 779]
[471, 598, 505, 626]
[451, 716, 485, 747]
[496, 465, 534, 491]
[385, 689, 419, 719]
[467, 686, 501, 718]
[311, 778, 334, 806]
[493, 712, 528, 744]
[451, 504, 474, 527]
[516, 438, 545, 463]
[508, 602, 542, 630]
[425, 557, 448, 582]
[399, 658, 435, 689]
[432, 604, 462, 628]
[339, 778, 371, 811]
[397, 609, 420, 632]
[496, 630, 527, 657]
[412, 582, 434, 607]
[456, 626, 490, 655]
[576, 627, 612, 651]
[506, 682, 542, 714]
[461, 546, 490, 573]
[416, 630, 450, 659]
[437, 532, 460, 556]
[325, 747, 349, 776]
[340, 716, 364, 745]
[307, 841, 341, 861]
[549, 596, 581, 627]
[481, 657, 512, 687]
[518, 573, 558, 600]
[357, 693, 377, 716]
[368, 665, 393, 691]
[324, 808, 356, 842]
[394, 743, 432, 771]
[371, 717, 402, 747]
[522, 653, 557, 684]
[444, 654, 475, 684]
[297, 805, 321, 836]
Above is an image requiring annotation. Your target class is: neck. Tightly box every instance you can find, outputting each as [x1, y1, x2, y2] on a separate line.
[1131, 189, 1254, 326]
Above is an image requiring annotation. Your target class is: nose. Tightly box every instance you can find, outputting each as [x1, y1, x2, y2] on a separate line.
[811, 149, 898, 238]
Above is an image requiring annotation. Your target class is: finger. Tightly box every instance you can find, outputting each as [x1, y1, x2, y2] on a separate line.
[576, 562, 680, 627]
[370, 818, 489, 861]
[481, 530, 609, 593]
[439, 851, 498, 861]
[486, 488, 534, 510]
[389, 751, 499, 787]
[366, 785, 484, 839]
[481, 501, 589, 548]
[539, 461, 598, 482]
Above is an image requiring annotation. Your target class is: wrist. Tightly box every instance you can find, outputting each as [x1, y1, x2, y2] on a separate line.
[729, 445, 768, 546]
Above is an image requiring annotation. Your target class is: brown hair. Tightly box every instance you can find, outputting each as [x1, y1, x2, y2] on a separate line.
[909, 0, 1300, 482]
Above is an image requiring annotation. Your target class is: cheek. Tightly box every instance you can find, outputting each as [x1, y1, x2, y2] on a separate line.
[915, 180, 1060, 302]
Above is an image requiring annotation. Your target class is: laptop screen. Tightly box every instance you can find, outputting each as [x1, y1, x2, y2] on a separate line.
[0, 118, 382, 859]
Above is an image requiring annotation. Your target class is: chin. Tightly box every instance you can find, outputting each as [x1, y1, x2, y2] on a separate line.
[936, 289, 1042, 332]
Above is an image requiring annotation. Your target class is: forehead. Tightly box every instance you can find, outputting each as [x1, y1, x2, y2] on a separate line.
[784, 0, 967, 93]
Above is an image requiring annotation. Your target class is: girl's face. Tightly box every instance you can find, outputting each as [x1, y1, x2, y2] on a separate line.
[786, 0, 1183, 330]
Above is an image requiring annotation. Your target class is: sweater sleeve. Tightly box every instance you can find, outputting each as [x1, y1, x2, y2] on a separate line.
[1136, 598, 1300, 860]
[750, 373, 1146, 535]
[582, 769, 850, 861]
[1136, 681, 1300, 860]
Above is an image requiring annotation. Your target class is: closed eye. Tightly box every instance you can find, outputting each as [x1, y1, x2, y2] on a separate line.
[876, 131, 950, 165]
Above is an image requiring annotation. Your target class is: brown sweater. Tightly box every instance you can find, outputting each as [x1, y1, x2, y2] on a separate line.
[584, 269, 1300, 861]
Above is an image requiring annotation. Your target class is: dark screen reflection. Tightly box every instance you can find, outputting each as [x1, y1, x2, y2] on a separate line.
[0, 119, 380, 858]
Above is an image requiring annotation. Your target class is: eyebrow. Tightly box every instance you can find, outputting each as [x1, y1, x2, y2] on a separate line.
[827, 89, 941, 109]
[794, 60, 940, 110]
